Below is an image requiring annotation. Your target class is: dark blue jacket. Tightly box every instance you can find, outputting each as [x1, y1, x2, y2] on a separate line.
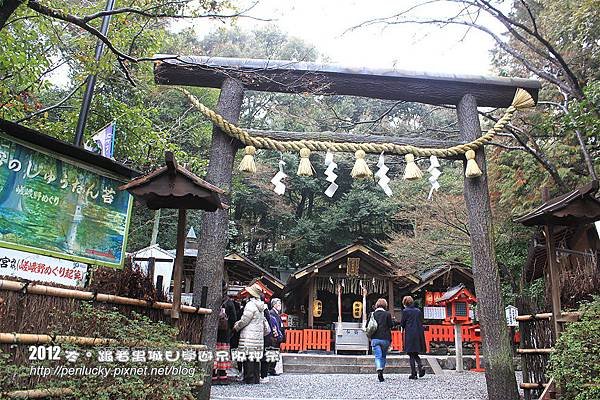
[400, 305, 426, 353]
[371, 309, 394, 342]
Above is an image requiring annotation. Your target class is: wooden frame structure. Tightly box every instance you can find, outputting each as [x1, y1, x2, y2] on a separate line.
[515, 180, 600, 398]
[515, 180, 600, 336]
[154, 55, 540, 400]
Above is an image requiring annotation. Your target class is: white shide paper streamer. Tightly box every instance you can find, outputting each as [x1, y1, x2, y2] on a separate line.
[374, 152, 393, 196]
[427, 155, 442, 200]
[270, 159, 287, 195]
[324, 150, 339, 197]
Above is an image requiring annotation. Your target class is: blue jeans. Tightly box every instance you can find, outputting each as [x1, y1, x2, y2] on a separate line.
[371, 338, 390, 370]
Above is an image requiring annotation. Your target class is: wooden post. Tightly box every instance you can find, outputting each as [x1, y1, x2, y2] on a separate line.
[362, 285, 367, 328]
[388, 279, 395, 317]
[541, 187, 562, 339]
[454, 324, 464, 372]
[457, 94, 519, 400]
[545, 224, 562, 339]
[338, 283, 342, 324]
[193, 78, 244, 400]
[171, 208, 186, 319]
[308, 278, 315, 328]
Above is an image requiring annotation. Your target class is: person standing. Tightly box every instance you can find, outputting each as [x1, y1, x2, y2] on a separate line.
[233, 283, 266, 384]
[267, 298, 285, 376]
[370, 298, 395, 382]
[213, 285, 237, 385]
[400, 295, 426, 379]
[260, 296, 273, 383]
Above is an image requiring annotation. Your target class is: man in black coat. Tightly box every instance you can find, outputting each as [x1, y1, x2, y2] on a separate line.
[400, 295, 426, 379]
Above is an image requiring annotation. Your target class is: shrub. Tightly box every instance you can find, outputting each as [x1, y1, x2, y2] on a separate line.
[1, 303, 203, 399]
[548, 297, 600, 400]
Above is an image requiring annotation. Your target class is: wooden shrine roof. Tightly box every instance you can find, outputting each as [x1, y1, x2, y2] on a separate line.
[286, 241, 419, 293]
[154, 56, 540, 107]
[0, 119, 140, 179]
[119, 152, 226, 210]
[224, 252, 285, 292]
[514, 181, 600, 226]
[409, 263, 474, 293]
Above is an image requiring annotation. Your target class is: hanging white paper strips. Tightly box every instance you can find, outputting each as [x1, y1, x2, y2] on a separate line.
[271, 159, 287, 195]
[374, 152, 392, 196]
[427, 155, 442, 200]
[324, 150, 339, 197]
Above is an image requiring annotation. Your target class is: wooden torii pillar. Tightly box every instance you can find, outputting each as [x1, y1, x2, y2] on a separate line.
[154, 56, 540, 400]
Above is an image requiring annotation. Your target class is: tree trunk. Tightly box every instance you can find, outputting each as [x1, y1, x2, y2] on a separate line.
[0, 0, 22, 30]
[458, 94, 519, 400]
[193, 78, 244, 400]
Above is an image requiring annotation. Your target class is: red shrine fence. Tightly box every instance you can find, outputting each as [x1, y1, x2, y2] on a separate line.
[280, 324, 484, 353]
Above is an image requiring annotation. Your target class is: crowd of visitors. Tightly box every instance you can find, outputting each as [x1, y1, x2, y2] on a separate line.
[214, 282, 426, 384]
[212, 282, 285, 385]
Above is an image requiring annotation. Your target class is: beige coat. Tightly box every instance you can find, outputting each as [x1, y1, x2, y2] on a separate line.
[234, 298, 266, 351]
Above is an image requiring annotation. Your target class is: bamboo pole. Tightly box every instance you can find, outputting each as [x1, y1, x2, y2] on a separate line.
[0, 333, 115, 346]
[539, 378, 556, 400]
[3, 388, 74, 399]
[0, 333, 207, 350]
[515, 313, 552, 321]
[516, 311, 581, 322]
[516, 348, 555, 354]
[520, 383, 548, 390]
[0, 279, 211, 315]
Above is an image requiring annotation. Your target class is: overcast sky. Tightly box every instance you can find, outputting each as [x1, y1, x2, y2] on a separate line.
[197, 0, 503, 76]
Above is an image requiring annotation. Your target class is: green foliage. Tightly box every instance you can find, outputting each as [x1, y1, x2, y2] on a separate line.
[549, 297, 600, 400]
[0, 303, 202, 399]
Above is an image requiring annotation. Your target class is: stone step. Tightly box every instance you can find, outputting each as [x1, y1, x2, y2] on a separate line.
[281, 354, 434, 374]
[282, 354, 414, 365]
[283, 363, 430, 374]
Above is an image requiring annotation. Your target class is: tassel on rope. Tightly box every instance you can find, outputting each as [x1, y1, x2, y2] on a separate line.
[512, 88, 535, 110]
[464, 149, 482, 178]
[351, 150, 372, 179]
[403, 154, 422, 180]
[297, 148, 314, 176]
[238, 146, 256, 173]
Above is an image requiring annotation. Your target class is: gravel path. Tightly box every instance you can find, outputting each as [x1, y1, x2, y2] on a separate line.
[211, 372, 523, 400]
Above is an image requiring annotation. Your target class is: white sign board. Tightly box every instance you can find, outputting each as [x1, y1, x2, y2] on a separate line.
[424, 306, 446, 320]
[505, 305, 519, 327]
[0, 247, 87, 287]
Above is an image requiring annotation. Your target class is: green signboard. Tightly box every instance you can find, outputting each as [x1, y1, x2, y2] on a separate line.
[0, 134, 132, 268]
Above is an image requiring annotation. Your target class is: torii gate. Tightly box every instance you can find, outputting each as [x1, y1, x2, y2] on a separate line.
[154, 56, 540, 400]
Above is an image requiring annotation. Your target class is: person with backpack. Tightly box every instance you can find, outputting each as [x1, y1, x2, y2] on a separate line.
[400, 295, 426, 380]
[366, 297, 395, 382]
[213, 284, 237, 385]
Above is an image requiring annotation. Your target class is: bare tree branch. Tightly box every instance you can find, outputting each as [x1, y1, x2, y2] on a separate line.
[15, 81, 86, 123]
[80, 0, 270, 23]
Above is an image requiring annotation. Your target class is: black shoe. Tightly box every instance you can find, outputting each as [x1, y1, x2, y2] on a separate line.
[377, 370, 384, 382]
[419, 368, 426, 377]
[408, 374, 417, 380]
